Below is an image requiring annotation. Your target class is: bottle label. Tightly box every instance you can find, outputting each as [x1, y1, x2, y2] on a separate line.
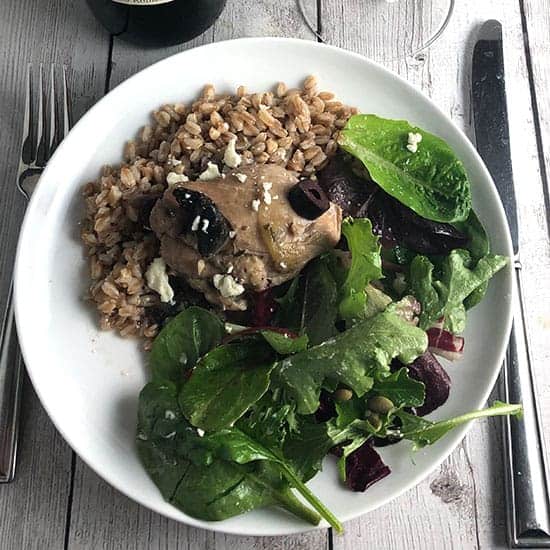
[113, 0, 174, 5]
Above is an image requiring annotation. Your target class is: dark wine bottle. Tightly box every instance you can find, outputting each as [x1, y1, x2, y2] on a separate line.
[86, 0, 226, 48]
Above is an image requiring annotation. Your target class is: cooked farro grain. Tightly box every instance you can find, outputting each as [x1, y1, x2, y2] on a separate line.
[81, 76, 357, 347]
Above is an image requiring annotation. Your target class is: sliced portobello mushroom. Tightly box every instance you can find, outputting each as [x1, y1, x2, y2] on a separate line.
[173, 188, 231, 257]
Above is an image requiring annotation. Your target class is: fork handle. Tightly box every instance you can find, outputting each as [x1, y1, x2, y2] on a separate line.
[502, 263, 550, 546]
[0, 281, 24, 483]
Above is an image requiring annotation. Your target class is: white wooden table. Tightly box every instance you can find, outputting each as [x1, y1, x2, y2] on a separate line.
[1, 1, 549, 548]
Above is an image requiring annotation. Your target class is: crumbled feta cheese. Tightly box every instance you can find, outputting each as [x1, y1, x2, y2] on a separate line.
[165, 410, 176, 420]
[223, 137, 242, 168]
[279, 262, 287, 269]
[213, 273, 245, 298]
[273, 195, 279, 200]
[201, 218, 210, 233]
[197, 428, 205, 437]
[407, 132, 423, 153]
[198, 162, 221, 181]
[167, 155, 182, 166]
[263, 190, 272, 205]
[197, 259, 206, 276]
[166, 171, 189, 187]
[251, 199, 261, 211]
[235, 173, 248, 183]
[184, 193, 191, 199]
[145, 258, 174, 304]
[227, 264, 234, 274]
[225, 322, 248, 334]
[262, 181, 273, 191]
[229, 230, 236, 239]
[191, 215, 201, 231]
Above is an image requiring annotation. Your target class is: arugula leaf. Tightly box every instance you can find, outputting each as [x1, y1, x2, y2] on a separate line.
[273, 309, 427, 415]
[409, 250, 508, 332]
[397, 401, 523, 450]
[149, 307, 224, 384]
[339, 114, 472, 223]
[261, 331, 309, 354]
[179, 341, 275, 431]
[372, 367, 425, 408]
[137, 382, 321, 526]
[339, 218, 383, 322]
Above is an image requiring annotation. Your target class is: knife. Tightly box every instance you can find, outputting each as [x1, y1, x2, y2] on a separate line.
[472, 20, 550, 548]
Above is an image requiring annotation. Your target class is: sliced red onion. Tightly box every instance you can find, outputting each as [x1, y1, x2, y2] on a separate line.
[427, 325, 464, 362]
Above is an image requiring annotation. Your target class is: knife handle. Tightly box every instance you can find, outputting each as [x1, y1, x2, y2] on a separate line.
[502, 262, 550, 547]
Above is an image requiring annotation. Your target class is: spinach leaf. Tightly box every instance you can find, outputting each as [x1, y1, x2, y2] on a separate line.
[339, 114, 472, 223]
[339, 218, 383, 322]
[302, 258, 339, 344]
[409, 250, 508, 332]
[372, 367, 425, 408]
[274, 257, 339, 344]
[262, 331, 309, 354]
[179, 341, 275, 431]
[137, 382, 321, 526]
[273, 309, 428, 415]
[203, 427, 343, 533]
[274, 277, 302, 332]
[397, 401, 523, 450]
[149, 307, 224, 384]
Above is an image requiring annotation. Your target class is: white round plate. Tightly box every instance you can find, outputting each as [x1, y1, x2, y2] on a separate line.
[14, 38, 513, 536]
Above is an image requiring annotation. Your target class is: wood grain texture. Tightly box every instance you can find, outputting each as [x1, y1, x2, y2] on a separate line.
[0, 2, 108, 549]
[322, 0, 550, 548]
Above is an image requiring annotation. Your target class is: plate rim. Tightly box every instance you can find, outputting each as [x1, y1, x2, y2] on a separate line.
[14, 36, 514, 536]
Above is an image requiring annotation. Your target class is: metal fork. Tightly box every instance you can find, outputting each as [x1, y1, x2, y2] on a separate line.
[0, 64, 71, 483]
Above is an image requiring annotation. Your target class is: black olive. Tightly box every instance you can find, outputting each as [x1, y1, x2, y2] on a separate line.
[172, 188, 230, 257]
[288, 179, 330, 220]
[129, 193, 162, 229]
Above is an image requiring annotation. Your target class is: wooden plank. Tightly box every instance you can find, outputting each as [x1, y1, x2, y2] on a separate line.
[322, 0, 550, 549]
[0, 1, 109, 549]
[67, 2, 327, 549]
[521, 0, 550, 448]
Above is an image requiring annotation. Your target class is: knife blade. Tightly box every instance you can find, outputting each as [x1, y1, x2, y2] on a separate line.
[472, 19, 550, 548]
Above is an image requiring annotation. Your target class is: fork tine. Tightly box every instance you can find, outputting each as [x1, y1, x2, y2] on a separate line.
[20, 63, 35, 164]
[47, 64, 57, 160]
[61, 65, 71, 138]
[35, 64, 47, 167]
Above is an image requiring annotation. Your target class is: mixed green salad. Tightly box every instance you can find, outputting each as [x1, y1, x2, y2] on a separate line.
[136, 114, 521, 532]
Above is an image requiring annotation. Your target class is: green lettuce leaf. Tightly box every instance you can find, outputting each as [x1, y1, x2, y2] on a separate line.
[261, 331, 309, 354]
[149, 307, 224, 385]
[273, 309, 428, 414]
[372, 367, 425, 408]
[409, 250, 508, 332]
[339, 114, 472, 223]
[339, 218, 383, 322]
